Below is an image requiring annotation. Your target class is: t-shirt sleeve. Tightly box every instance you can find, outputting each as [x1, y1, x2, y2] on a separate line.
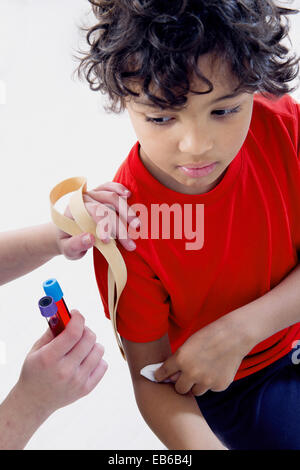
[93, 245, 170, 342]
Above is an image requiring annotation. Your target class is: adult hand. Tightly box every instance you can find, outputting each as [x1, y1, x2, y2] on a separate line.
[55, 182, 140, 259]
[15, 310, 107, 417]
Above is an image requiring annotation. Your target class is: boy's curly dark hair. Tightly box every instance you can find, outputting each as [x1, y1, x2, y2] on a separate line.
[77, 0, 300, 112]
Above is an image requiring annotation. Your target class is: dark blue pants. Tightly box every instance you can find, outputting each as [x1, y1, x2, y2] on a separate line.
[195, 350, 300, 449]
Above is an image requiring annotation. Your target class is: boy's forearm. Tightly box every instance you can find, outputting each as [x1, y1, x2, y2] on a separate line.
[0, 383, 50, 450]
[0, 223, 60, 286]
[229, 262, 300, 345]
[133, 378, 226, 450]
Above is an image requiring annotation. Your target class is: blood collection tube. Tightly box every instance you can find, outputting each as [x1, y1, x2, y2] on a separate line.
[38, 296, 66, 336]
[43, 278, 71, 329]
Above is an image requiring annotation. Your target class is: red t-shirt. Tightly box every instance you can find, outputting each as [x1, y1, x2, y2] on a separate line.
[93, 92, 300, 380]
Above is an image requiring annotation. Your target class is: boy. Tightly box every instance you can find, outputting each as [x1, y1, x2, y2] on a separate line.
[80, 0, 300, 449]
[0, 181, 137, 449]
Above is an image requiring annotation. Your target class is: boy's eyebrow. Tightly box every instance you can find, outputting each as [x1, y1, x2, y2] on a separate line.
[133, 90, 243, 109]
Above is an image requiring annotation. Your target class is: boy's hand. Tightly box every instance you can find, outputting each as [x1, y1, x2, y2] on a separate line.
[154, 314, 255, 396]
[14, 310, 108, 418]
[56, 182, 140, 259]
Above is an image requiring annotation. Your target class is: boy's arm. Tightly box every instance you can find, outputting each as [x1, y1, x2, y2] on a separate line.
[121, 333, 226, 450]
[154, 263, 300, 395]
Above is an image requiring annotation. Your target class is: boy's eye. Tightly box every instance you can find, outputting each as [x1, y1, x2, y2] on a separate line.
[145, 105, 241, 126]
[145, 116, 173, 125]
[212, 106, 241, 117]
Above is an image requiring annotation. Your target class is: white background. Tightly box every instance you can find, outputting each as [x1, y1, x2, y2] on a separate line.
[0, 0, 300, 450]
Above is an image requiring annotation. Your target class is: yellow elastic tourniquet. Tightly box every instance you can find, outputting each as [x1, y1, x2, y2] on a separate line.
[50, 176, 128, 360]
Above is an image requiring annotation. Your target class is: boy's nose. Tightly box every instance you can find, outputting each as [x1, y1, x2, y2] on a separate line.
[178, 128, 213, 156]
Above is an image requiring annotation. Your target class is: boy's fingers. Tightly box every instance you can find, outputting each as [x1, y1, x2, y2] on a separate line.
[174, 374, 194, 396]
[42, 310, 85, 359]
[154, 357, 177, 382]
[169, 372, 181, 383]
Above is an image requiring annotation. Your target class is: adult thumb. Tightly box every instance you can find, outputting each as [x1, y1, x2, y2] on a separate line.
[61, 233, 95, 260]
[30, 328, 55, 353]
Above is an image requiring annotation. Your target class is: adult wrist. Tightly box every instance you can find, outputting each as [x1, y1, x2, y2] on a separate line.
[0, 383, 51, 450]
[46, 222, 62, 257]
[12, 379, 54, 429]
[10, 381, 52, 425]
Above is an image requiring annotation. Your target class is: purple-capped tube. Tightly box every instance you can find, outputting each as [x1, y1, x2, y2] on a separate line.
[38, 296, 65, 336]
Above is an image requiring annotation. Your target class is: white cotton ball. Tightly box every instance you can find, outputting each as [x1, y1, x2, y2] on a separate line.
[140, 362, 172, 383]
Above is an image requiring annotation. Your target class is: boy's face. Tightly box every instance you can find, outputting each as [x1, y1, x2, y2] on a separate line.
[125, 53, 254, 195]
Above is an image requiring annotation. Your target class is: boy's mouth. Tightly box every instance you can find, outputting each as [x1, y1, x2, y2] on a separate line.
[178, 162, 218, 178]
[178, 162, 215, 169]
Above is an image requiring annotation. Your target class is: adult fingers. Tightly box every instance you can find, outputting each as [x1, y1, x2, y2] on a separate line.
[84, 199, 138, 251]
[63, 327, 97, 366]
[85, 189, 140, 228]
[96, 203, 138, 251]
[41, 310, 85, 359]
[84, 359, 108, 394]
[88, 182, 131, 197]
[63, 204, 74, 220]
[79, 343, 105, 378]
[59, 233, 95, 260]
[30, 328, 55, 353]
